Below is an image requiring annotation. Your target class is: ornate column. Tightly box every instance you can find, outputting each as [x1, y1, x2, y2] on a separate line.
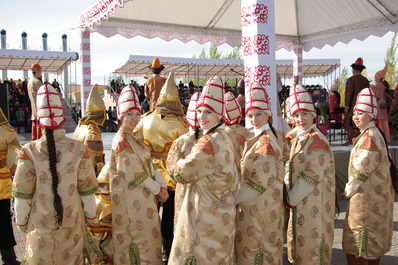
[80, 29, 91, 117]
[241, 0, 278, 129]
[293, 44, 304, 84]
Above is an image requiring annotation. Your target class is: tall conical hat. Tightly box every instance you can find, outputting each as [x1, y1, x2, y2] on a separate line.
[224, 92, 242, 125]
[375, 64, 388, 80]
[237, 79, 245, 89]
[149, 57, 165, 72]
[288, 84, 315, 117]
[155, 72, 184, 117]
[353, 87, 378, 119]
[196, 75, 224, 118]
[245, 82, 271, 116]
[37, 84, 65, 129]
[331, 79, 339, 91]
[81, 84, 106, 126]
[186, 92, 201, 129]
[117, 86, 141, 120]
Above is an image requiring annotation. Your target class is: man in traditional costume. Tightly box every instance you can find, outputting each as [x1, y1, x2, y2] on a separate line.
[73, 84, 106, 175]
[13, 84, 98, 264]
[285, 84, 336, 265]
[144, 58, 166, 111]
[343, 88, 397, 265]
[27, 63, 43, 140]
[0, 107, 21, 265]
[343, 57, 369, 145]
[135, 72, 188, 264]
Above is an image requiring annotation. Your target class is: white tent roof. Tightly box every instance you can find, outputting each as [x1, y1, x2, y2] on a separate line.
[80, 0, 398, 51]
[114, 55, 340, 79]
[0, 49, 79, 74]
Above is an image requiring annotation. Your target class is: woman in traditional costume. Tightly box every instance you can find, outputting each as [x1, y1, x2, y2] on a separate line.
[285, 84, 336, 265]
[106, 85, 168, 264]
[166, 92, 201, 227]
[0, 107, 21, 265]
[168, 75, 239, 264]
[235, 82, 284, 264]
[12, 84, 99, 264]
[342, 88, 398, 265]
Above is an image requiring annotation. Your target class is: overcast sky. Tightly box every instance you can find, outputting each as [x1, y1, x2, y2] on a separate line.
[2, 0, 396, 88]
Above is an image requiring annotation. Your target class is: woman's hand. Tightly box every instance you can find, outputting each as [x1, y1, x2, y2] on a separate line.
[156, 187, 169, 202]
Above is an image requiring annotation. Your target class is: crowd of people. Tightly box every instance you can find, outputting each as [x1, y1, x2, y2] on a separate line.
[0, 57, 398, 265]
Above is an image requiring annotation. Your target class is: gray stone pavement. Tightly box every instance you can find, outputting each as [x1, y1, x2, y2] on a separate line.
[10, 131, 398, 264]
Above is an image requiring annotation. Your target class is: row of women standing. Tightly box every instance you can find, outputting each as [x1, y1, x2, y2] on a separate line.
[4, 73, 397, 265]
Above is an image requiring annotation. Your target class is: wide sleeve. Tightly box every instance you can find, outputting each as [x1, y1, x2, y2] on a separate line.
[12, 148, 36, 229]
[288, 137, 331, 206]
[344, 136, 380, 198]
[173, 136, 215, 184]
[166, 140, 183, 179]
[345, 77, 354, 109]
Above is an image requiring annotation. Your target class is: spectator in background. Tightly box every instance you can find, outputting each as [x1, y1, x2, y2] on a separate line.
[107, 106, 113, 120]
[374, 64, 390, 143]
[145, 58, 166, 111]
[52, 79, 60, 94]
[15, 106, 26, 133]
[27, 63, 43, 140]
[112, 106, 117, 121]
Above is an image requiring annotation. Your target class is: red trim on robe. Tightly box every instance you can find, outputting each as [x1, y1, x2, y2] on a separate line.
[255, 134, 276, 156]
[308, 130, 330, 152]
[17, 150, 31, 160]
[114, 133, 134, 155]
[196, 136, 214, 156]
[236, 133, 246, 145]
[359, 132, 379, 151]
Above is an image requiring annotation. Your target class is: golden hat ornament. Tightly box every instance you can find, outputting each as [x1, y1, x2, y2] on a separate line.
[36, 84, 65, 129]
[354, 87, 378, 119]
[224, 92, 242, 125]
[186, 91, 201, 129]
[196, 75, 224, 118]
[86, 84, 105, 112]
[288, 84, 315, 117]
[245, 82, 271, 116]
[158, 72, 178, 101]
[117, 85, 141, 120]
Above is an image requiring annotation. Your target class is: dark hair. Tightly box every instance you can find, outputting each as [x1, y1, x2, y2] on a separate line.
[194, 127, 200, 140]
[205, 120, 224, 136]
[376, 127, 398, 193]
[45, 129, 63, 228]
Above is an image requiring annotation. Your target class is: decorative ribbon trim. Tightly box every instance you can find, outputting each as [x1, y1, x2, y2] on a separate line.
[173, 171, 189, 184]
[85, 229, 104, 262]
[129, 172, 148, 187]
[247, 178, 266, 194]
[299, 171, 320, 187]
[352, 169, 369, 182]
[101, 236, 113, 259]
[183, 254, 198, 265]
[78, 185, 99, 196]
[318, 241, 325, 265]
[129, 243, 140, 265]
[12, 189, 34, 199]
[254, 250, 264, 265]
[357, 228, 369, 257]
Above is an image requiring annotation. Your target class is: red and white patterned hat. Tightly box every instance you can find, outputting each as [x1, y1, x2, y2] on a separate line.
[117, 85, 141, 120]
[288, 84, 315, 117]
[186, 91, 201, 129]
[224, 92, 242, 125]
[37, 84, 65, 129]
[196, 75, 224, 118]
[354, 87, 378, 119]
[245, 82, 271, 116]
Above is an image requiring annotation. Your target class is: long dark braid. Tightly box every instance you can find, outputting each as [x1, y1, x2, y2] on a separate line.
[194, 128, 200, 140]
[205, 120, 224, 135]
[45, 129, 63, 228]
[376, 127, 398, 193]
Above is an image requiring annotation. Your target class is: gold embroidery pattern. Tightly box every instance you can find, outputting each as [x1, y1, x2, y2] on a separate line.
[86, 230, 103, 262]
[299, 171, 320, 186]
[12, 189, 34, 199]
[174, 171, 189, 184]
[79, 185, 99, 196]
[352, 169, 369, 182]
[254, 250, 264, 265]
[247, 178, 266, 194]
[129, 172, 148, 187]
[183, 254, 198, 265]
[357, 228, 369, 257]
[129, 243, 140, 265]
[318, 241, 325, 265]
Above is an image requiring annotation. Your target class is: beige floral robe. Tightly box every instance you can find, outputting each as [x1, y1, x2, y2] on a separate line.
[236, 129, 284, 265]
[225, 124, 249, 165]
[168, 127, 239, 264]
[166, 130, 198, 226]
[108, 130, 164, 264]
[12, 129, 98, 265]
[286, 127, 335, 265]
[343, 125, 394, 258]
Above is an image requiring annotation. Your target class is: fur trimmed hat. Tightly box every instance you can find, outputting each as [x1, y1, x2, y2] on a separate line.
[288, 84, 316, 117]
[224, 92, 242, 125]
[186, 91, 201, 129]
[148, 57, 165, 73]
[353, 87, 378, 119]
[117, 86, 141, 120]
[196, 75, 224, 118]
[245, 82, 271, 116]
[351, 57, 366, 71]
[37, 84, 65, 129]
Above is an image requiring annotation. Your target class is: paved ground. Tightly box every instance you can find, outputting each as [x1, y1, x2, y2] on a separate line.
[9, 131, 398, 264]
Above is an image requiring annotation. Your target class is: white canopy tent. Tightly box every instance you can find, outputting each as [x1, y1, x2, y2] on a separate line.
[0, 49, 79, 74]
[114, 55, 340, 81]
[80, 0, 398, 52]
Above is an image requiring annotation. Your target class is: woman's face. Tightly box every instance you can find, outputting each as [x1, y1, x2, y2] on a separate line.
[246, 109, 269, 129]
[196, 106, 219, 131]
[352, 111, 372, 129]
[120, 109, 141, 132]
[293, 110, 314, 131]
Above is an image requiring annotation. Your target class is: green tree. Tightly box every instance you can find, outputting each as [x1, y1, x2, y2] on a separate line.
[339, 67, 349, 107]
[384, 33, 398, 89]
